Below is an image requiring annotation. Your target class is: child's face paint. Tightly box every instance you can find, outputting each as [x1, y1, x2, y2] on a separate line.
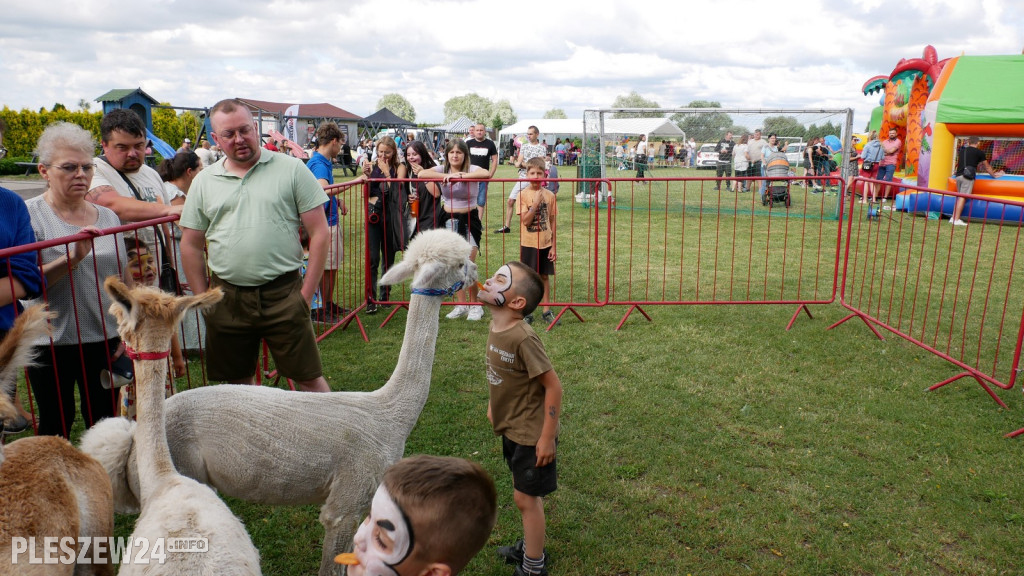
[350, 485, 414, 576]
[477, 264, 513, 307]
[125, 250, 157, 287]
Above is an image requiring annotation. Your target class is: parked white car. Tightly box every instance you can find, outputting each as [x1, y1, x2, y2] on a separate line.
[696, 144, 719, 169]
[785, 143, 807, 166]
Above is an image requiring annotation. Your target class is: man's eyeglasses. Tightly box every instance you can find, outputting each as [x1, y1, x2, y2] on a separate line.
[45, 163, 95, 174]
[216, 125, 255, 141]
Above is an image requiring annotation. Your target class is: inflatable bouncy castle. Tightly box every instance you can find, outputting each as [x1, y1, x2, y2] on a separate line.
[866, 50, 1024, 223]
[861, 46, 947, 185]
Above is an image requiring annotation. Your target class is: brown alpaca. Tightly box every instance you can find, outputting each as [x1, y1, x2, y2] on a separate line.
[0, 305, 115, 576]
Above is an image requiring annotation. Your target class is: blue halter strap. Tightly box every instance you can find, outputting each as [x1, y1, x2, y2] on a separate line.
[411, 280, 464, 297]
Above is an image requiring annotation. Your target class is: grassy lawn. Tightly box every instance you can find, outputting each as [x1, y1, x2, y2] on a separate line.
[10, 165, 1023, 574]
[222, 302, 1021, 575]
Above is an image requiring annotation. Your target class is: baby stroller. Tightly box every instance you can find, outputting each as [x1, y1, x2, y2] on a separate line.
[762, 149, 792, 208]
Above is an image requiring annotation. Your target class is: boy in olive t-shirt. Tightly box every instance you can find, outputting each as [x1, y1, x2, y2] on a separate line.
[478, 261, 563, 576]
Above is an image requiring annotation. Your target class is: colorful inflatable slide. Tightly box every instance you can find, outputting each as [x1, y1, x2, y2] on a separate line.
[890, 54, 1024, 223]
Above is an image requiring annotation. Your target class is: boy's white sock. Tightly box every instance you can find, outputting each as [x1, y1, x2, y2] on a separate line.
[522, 552, 546, 574]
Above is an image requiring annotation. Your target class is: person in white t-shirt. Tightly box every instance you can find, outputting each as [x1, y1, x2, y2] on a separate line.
[635, 134, 649, 178]
[87, 109, 182, 269]
[496, 125, 547, 234]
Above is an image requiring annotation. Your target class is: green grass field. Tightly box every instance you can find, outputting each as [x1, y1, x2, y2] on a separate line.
[9, 165, 1024, 575]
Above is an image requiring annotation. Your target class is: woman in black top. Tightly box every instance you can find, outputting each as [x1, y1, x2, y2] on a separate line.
[362, 136, 408, 312]
[404, 140, 443, 238]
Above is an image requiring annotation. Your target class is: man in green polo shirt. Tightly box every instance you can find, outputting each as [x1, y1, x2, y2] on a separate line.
[180, 98, 331, 392]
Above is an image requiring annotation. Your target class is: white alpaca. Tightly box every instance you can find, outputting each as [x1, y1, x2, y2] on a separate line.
[103, 277, 261, 575]
[0, 306, 115, 576]
[82, 229, 476, 576]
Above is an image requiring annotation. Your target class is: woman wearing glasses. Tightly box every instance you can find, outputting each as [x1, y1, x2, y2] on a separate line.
[23, 122, 125, 438]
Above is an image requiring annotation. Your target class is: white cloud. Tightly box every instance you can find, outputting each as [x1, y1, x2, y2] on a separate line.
[1, 0, 1021, 132]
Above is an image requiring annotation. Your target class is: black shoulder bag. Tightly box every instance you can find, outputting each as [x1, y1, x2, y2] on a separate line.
[99, 157, 181, 295]
[960, 147, 977, 180]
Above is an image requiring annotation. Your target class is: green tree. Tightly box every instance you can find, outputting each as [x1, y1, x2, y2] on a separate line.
[443, 93, 493, 124]
[376, 93, 416, 123]
[762, 116, 806, 139]
[671, 100, 733, 143]
[0, 106, 102, 158]
[491, 99, 516, 130]
[611, 91, 661, 118]
[52, 103, 67, 112]
[544, 108, 567, 119]
[77, 98, 91, 112]
[806, 121, 843, 143]
[152, 105, 204, 157]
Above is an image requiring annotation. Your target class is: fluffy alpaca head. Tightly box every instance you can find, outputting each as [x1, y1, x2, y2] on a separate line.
[79, 417, 141, 514]
[379, 229, 476, 292]
[0, 305, 53, 434]
[104, 276, 223, 353]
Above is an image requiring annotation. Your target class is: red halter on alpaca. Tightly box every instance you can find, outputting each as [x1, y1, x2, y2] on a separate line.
[124, 345, 170, 361]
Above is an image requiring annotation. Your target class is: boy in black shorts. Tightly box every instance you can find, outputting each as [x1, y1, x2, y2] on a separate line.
[517, 157, 558, 326]
[478, 261, 563, 576]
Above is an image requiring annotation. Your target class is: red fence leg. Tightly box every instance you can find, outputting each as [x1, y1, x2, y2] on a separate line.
[827, 311, 886, 340]
[616, 304, 652, 331]
[1005, 427, 1024, 438]
[927, 371, 1009, 409]
[786, 304, 814, 331]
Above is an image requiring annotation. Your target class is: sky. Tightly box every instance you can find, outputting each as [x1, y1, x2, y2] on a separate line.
[1, 0, 1021, 131]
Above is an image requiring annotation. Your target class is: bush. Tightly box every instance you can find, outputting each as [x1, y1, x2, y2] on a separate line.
[0, 156, 35, 176]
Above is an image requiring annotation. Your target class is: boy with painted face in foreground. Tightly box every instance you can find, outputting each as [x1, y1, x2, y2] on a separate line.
[478, 261, 563, 576]
[342, 455, 497, 576]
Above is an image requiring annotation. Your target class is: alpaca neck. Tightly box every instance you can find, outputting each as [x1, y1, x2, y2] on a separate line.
[375, 292, 443, 437]
[133, 353, 177, 503]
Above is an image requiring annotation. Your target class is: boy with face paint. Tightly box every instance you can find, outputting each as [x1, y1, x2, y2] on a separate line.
[342, 455, 497, 576]
[478, 261, 563, 576]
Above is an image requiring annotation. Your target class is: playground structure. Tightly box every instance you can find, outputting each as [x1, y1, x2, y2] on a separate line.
[862, 51, 1024, 223]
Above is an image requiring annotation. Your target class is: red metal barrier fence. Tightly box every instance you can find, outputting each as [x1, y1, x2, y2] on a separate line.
[602, 176, 844, 330]
[833, 177, 1024, 425]
[4, 173, 1024, 437]
[0, 216, 209, 438]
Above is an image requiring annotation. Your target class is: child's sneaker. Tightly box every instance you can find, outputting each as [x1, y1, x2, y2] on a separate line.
[497, 540, 525, 565]
[950, 219, 968, 227]
[523, 314, 533, 325]
[499, 540, 551, 568]
[467, 306, 484, 321]
[446, 305, 469, 319]
[541, 311, 560, 326]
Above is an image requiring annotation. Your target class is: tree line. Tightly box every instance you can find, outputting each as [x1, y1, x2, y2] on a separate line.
[0, 103, 203, 163]
[3, 91, 845, 165]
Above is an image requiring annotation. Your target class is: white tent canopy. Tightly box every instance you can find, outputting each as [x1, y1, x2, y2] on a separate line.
[604, 118, 685, 138]
[498, 118, 684, 142]
[497, 119, 583, 142]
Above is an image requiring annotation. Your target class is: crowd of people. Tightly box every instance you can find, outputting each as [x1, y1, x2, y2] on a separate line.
[14, 105, 1009, 576]
[1, 107, 562, 576]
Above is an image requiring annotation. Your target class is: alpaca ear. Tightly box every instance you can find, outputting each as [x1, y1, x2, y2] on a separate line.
[173, 287, 224, 320]
[380, 259, 416, 286]
[408, 260, 449, 289]
[104, 275, 135, 318]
